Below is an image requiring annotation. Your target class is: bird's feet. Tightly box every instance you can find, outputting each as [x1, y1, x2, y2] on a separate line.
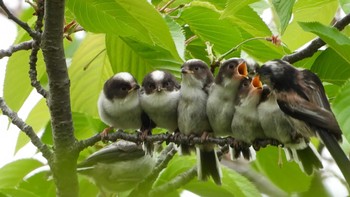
[100, 127, 113, 142]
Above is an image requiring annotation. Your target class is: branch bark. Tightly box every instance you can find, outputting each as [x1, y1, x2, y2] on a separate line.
[0, 40, 33, 59]
[282, 13, 350, 63]
[41, 0, 78, 196]
[0, 97, 52, 159]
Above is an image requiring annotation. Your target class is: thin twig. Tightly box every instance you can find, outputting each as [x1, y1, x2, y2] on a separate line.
[159, 0, 176, 12]
[282, 13, 350, 63]
[0, 0, 38, 39]
[149, 166, 197, 196]
[0, 40, 33, 59]
[128, 143, 177, 197]
[28, 0, 48, 98]
[0, 97, 52, 160]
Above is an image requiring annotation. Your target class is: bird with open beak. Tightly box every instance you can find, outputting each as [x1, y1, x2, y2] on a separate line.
[231, 76, 267, 147]
[206, 58, 250, 159]
[257, 59, 350, 182]
[140, 70, 181, 133]
[178, 59, 222, 185]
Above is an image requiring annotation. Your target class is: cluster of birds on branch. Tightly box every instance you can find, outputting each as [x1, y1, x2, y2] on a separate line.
[77, 58, 350, 194]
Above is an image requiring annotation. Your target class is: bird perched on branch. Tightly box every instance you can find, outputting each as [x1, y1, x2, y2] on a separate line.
[231, 76, 266, 148]
[77, 140, 156, 195]
[206, 58, 250, 159]
[140, 70, 180, 133]
[257, 85, 323, 174]
[178, 59, 222, 185]
[97, 72, 153, 153]
[257, 59, 350, 181]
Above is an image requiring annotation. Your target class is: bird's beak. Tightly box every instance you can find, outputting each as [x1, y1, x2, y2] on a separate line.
[181, 67, 194, 74]
[252, 75, 263, 89]
[128, 84, 140, 93]
[234, 62, 248, 79]
[156, 85, 162, 92]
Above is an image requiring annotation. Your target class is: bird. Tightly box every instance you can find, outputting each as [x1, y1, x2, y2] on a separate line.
[177, 59, 222, 185]
[231, 76, 266, 147]
[257, 84, 323, 174]
[257, 59, 350, 181]
[97, 72, 153, 154]
[77, 140, 156, 195]
[140, 70, 181, 133]
[206, 58, 250, 159]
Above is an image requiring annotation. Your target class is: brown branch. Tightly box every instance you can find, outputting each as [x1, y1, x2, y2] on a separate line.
[128, 143, 177, 197]
[77, 130, 281, 152]
[0, 40, 33, 59]
[29, 0, 48, 98]
[149, 166, 197, 196]
[282, 13, 350, 63]
[41, 0, 78, 196]
[0, 0, 38, 39]
[0, 97, 52, 159]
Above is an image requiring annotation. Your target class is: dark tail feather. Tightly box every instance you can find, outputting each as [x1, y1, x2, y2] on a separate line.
[197, 147, 222, 185]
[318, 129, 350, 184]
[295, 144, 323, 175]
[179, 143, 192, 155]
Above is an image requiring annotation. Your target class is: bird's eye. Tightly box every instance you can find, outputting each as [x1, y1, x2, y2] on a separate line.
[228, 64, 234, 69]
[149, 84, 155, 89]
[194, 67, 199, 71]
[242, 80, 249, 87]
[163, 81, 169, 87]
[121, 86, 128, 91]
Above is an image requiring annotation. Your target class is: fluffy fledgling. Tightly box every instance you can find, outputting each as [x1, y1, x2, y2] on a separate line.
[231, 76, 266, 145]
[140, 70, 180, 132]
[207, 58, 248, 137]
[258, 59, 350, 180]
[77, 141, 156, 195]
[178, 59, 222, 185]
[98, 72, 142, 131]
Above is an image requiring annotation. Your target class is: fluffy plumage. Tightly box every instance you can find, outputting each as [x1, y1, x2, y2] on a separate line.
[178, 59, 221, 185]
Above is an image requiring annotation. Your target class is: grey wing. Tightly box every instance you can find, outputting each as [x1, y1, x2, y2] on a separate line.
[78, 142, 145, 167]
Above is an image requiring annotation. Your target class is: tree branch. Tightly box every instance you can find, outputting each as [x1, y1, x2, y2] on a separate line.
[0, 97, 52, 159]
[149, 166, 197, 196]
[77, 130, 281, 152]
[0, 0, 38, 39]
[128, 143, 177, 197]
[0, 40, 33, 59]
[29, 0, 48, 98]
[41, 0, 78, 196]
[282, 13, 350, 63]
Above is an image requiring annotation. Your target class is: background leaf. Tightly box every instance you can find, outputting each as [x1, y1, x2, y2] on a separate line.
[271, 0, 295, 34]
[299, 21, 350, 64]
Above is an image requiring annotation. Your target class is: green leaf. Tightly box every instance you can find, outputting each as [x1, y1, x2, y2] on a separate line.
[332, 80, 350, 143]
[311, 48, 350, 86]
[0, 159, 43, 188]
[254, 147, 313, 193]
[72, 112, 105, 139]
[293, 50, 322, 69]
[18, 170, 55, 197]
[299, 22, 350, 65]
[106, 35, 182, 82]
[0, 188, 40, 197]
[165, 16, 186, 61]
[69, 33, 112, 117]
[221, 0, 259, 17]
[281, 0, 338, 50]
[180, 3, 242, 55]
[4, 50, 45, 112]
[339, 0, 350, 14]
[271, 0, 295, 35]
[66, 0, 180, 59]
[16, 99, 50, 152]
